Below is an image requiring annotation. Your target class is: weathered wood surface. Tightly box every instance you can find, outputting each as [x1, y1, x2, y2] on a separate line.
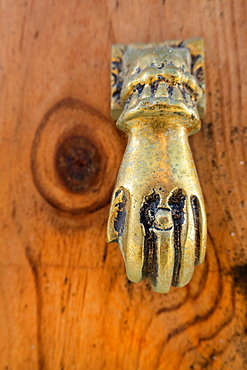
[0, 0, 246, 369]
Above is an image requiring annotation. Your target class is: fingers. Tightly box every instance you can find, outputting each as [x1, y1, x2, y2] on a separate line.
[107, 186, 206, 293]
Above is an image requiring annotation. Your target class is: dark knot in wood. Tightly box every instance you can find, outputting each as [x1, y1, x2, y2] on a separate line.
[31, 98, 125, 214]
[55, 136, 100, 192]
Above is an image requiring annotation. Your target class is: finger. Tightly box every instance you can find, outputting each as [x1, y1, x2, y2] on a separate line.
[152, 227, 174, 293]
[168, 188, 195, 288]
[191, 195, 207, 265]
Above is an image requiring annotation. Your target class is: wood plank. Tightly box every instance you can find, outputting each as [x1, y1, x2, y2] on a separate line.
[0, 0, 246, 369]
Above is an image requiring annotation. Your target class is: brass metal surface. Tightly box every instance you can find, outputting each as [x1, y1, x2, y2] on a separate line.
[107, 38, 206, 293]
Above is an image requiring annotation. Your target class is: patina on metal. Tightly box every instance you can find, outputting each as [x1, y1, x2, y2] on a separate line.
[107, 38, 207, 293]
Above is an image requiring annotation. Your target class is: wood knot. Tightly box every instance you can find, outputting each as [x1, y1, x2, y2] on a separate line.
[31, 98, 125, 213]
[56, 136, 100, 192]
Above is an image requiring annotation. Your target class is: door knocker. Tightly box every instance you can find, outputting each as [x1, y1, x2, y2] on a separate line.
[107, 38, 206, 293]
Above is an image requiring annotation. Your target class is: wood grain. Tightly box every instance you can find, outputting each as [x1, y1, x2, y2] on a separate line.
[0, 0, 246, 369]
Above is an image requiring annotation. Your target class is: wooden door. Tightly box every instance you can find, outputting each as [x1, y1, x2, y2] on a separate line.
[1, 1, 246, 369]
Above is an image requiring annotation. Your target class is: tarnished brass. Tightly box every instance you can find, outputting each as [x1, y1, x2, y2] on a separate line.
[107, 38, 207, 293]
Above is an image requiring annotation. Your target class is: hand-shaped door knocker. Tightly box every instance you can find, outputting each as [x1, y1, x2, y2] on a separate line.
[107, 38, 206, 293]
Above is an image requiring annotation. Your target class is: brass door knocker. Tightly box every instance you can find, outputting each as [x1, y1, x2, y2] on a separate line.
[107, 38, 206, 293]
